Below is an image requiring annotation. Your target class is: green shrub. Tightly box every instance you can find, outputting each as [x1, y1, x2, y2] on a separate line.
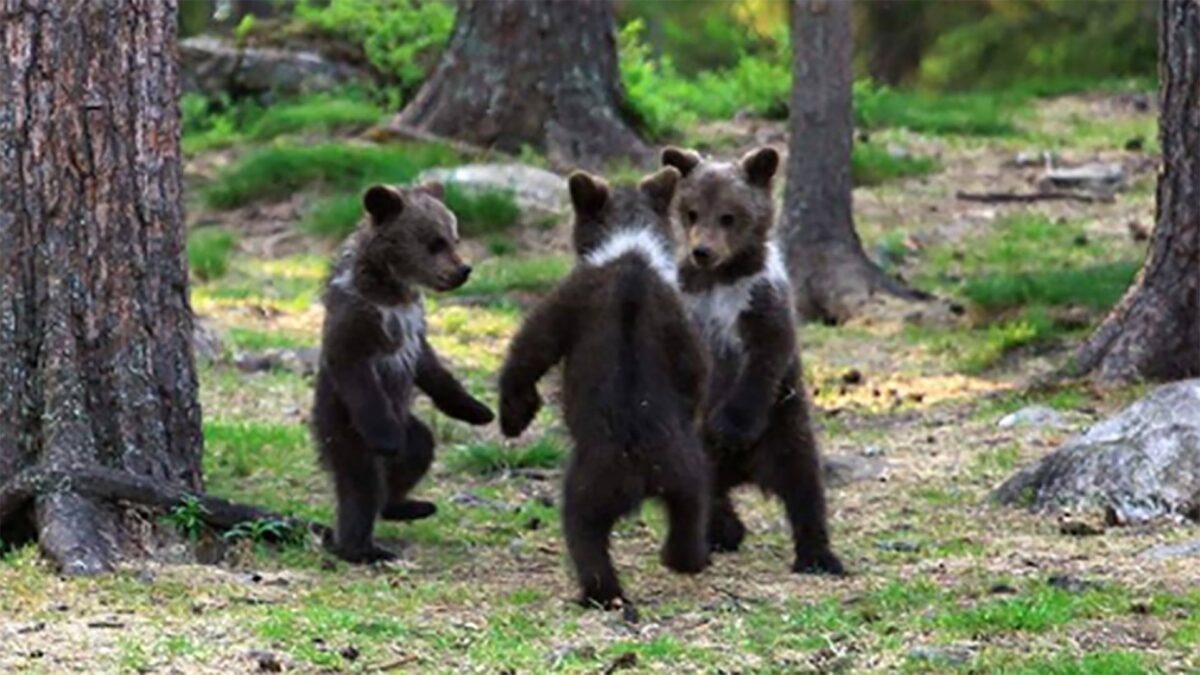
[963, 262, 1138, 313]
[187, 228, 238, 281]
[301, 194, 362, 239]
[293, 0, 454, 98]
[203, 142, 459, 209]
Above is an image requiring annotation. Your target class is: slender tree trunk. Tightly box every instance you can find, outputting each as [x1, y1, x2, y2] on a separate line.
[780, 0, 925, 323]
[1072, 0, 1200, 383]
[392, 0, 649, 170]
[861, 0, 926, 86]
[0, 0, 194, 574]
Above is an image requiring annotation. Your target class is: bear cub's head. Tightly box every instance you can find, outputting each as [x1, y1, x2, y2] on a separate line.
[661, 146, 779, 271]
[352, 183, 471, 301]
[567, 166, 681, 259]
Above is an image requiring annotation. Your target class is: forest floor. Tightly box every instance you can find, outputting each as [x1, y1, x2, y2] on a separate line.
[3, 89, 1199, 674]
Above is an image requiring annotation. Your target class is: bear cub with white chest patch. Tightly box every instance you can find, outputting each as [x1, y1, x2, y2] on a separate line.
[313, 183, 494, 564]
[499, 168, 711, 607]
[662, 146, 844, 576]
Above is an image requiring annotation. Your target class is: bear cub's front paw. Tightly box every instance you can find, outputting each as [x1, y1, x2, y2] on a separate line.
[458, 397, 495, 426]
[499, 388, 541, 437]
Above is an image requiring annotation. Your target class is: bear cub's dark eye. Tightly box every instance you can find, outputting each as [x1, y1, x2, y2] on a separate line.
[427, 238, 449, 255]
[719, 214, 735, 228]
[687, 209, 698, 224]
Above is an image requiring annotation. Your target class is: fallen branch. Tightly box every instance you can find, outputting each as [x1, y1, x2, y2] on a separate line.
[956, 190, 1113, 204]
[0, 463, 326, 539]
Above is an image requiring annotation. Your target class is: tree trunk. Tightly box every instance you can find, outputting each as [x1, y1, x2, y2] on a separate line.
[860, 0, 927, 87]
[0, 0, 302, 575]
[1072, 0, 1200, 383]
[392, 0, 649, 170]
[780, 0, 925, 323]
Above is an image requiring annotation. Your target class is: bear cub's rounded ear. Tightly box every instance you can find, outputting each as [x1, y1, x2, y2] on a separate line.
[568, 171, 610, 217]
[661, 146, 701, 177]
[639, 166, 680, 215]
[415, 181, 445, 202]
[363, 184, 405, 222]
[740, 146, 779, 188]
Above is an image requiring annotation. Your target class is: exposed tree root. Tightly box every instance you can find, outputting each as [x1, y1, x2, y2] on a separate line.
[0, 463, 327, 574]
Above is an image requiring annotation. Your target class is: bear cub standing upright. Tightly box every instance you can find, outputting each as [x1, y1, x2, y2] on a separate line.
[313, 183, 494, 564]
[662, 146, 844, 575]
[499, 167, 711, 607]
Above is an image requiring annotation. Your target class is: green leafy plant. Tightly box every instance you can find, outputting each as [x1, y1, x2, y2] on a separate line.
[163, 495, 208, 542]
[187, 228, 238, 281]
[224, 518, 306, 546]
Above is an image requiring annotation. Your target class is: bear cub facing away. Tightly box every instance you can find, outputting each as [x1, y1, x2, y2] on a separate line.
[662, 146, 844, 576]
[313, 183, 494, 564]
[499, 167, 711, 607]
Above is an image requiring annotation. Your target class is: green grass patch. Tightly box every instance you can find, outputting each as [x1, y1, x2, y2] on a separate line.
[447, 437, 566, 476]
[225, 327, 315, 352]
[203, 142, 459, 210]
[247, 96, 384, 141]
[187, 228, 238, 281]
[204, 420, 311, 481]
[192, 255, 327, 313]
[454, 255, 571, 297]
[979, 650, 1153, 675]
[963, 262, 1138, 313]
[935, 583, 1125, 636]
[852, 143, 940, 186]
[855, 81, 1021, 137]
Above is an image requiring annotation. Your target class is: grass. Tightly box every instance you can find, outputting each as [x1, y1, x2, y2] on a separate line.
[852, 143, 940, 186]
[447, 437, 567, 476]
[182, 92, 385, 154]
[934, 583, 1125, 636]
[854, 82, 1023, 137]
[963, 262, 1138, 313]
[187, 228, 238, 281]
[454, 254, 571, 297]
[225, 327, 315, 352]
[203, 142, 459, 210]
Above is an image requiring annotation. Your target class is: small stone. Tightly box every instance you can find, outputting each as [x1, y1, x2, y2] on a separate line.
[247, 650, 283, 673]
[876, 539, 921, 553]
[862, 445, 886, 458]
[988, 583, 1017, 595]
[841, 369, 864, 385]
[340, 646, 360, 661]
[997, 405, 1066, 430]
[907, 645, 973, 666]
[823, 454, 887, 488]
[1048, 574, 1099, 593]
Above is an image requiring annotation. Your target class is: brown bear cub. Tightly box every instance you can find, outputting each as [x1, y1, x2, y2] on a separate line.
[313, 183, 494, 564]
[662, 146, 844, 576]
[498, 168, 711, 607]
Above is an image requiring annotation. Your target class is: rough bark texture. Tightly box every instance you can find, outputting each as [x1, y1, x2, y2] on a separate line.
[1072, 0, 1200, 383]
[780, 0, 924, 323]
[393, 0, 649, 170]
[0, 0, 202, 574]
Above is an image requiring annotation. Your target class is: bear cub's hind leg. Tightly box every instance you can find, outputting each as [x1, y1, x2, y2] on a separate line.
[380, 417, 437, 522]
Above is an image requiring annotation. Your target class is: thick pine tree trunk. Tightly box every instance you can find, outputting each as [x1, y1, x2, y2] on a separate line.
[0, 0, 307, 574]
[1072, 0, 1200, 383]
[392, 0, 649, 170]
[780, 0, 925, 323]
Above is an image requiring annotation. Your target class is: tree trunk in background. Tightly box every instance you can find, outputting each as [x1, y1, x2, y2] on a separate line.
[860, 0, 926, 86]
[1072, 0, 1200, 383]
[393, 0, 649, 170]
[0, 0, 202, 574]
[780, 0, 925, 323]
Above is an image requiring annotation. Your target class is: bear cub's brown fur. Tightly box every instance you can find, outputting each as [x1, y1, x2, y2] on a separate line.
[313, 183, 494, 564]
[498, 168, 711, 607]
[662, 146, 844, 576]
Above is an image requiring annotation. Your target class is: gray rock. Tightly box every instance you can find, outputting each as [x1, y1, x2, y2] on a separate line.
[1140, 539, 1200, 560]
[181, 36, 368, 101]
[997, 404, 1067, 430]
[823, 454, 886, 488]
[193, 319, 224, 364]
[994, 380, 1200, 523]
[234, 347, 319, 376]
[907, 645, 974, 666]
[1038, 162, 1127, 194]
[417, 163, 569, 221]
